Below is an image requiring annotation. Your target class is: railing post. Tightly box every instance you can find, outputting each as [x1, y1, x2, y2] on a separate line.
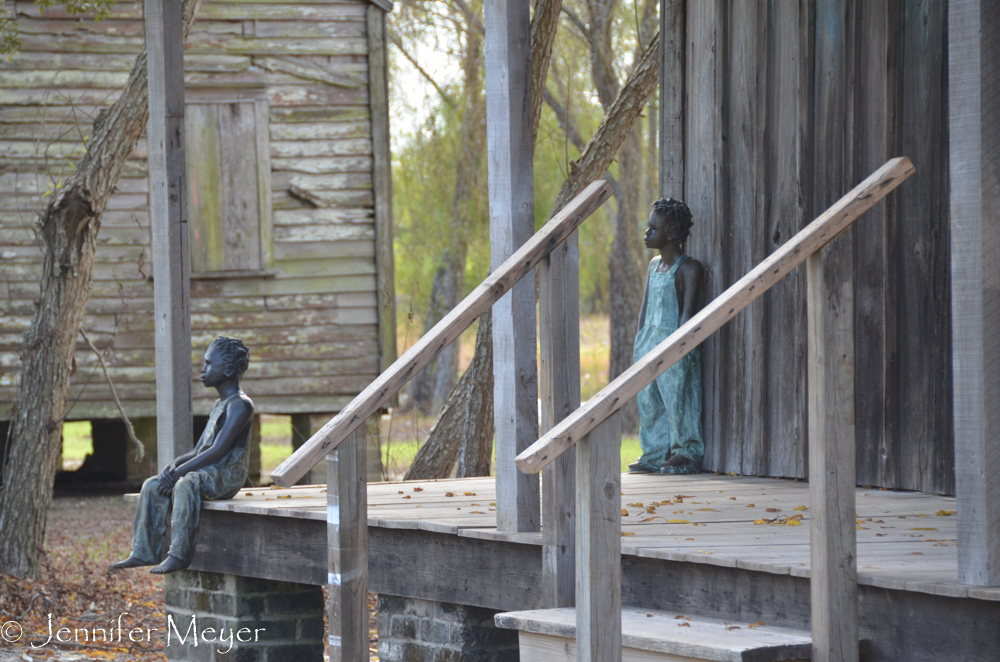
[326, 424, 369, 661]
[806, 250, 858, 662]
[575, 411, 621, 662]
[540, 235, 580, 607]
[484, 0, 539, 533]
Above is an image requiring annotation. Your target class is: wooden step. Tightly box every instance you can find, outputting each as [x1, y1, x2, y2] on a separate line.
[495, 607, 817, 662]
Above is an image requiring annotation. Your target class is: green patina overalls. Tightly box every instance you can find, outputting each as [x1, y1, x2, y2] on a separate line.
[129, 393, 251, 565]
[633, 255, 705, 470]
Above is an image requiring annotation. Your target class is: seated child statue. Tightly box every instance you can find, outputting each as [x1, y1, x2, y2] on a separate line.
[628, 198, 706, 475]
[113, 336, 253, 574]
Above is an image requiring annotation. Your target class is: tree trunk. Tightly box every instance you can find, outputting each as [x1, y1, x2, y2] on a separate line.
[405, 0, 564, 475]
[404, 19, 485, 417]
[405, 312, 494, 480]
[0, 0, 203, 579]
[608, 125, 645, 433]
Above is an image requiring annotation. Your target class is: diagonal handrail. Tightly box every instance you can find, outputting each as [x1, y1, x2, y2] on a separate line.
[270, 180, 615, 487]
[515, 156, 915, 475]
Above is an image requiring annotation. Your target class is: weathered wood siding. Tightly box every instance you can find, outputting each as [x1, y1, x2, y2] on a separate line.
[663, 1, 951, 493]
[0, 0, 391, 418]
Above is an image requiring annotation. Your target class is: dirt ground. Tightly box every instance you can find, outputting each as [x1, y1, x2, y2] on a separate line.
[0, 496, 379, 661]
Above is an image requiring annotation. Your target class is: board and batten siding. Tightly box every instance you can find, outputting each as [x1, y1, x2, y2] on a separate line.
[0, 0, 394, 419]
[662, 0, 951, 494]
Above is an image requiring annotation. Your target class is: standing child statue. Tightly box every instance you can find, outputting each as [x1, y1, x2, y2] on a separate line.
[113, 336, 253, 574]
[628, 198, 706, 475]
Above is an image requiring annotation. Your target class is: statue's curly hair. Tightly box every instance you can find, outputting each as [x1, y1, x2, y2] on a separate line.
[211, 336, 250, 381]
[651, 197, 694, 246]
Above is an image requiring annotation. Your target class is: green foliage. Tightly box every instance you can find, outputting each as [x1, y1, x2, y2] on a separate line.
[2, 0, 116, 56]
[390, 0, 660, 321]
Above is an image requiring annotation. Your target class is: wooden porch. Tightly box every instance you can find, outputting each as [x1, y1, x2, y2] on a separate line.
[141, 473, 1000, 661]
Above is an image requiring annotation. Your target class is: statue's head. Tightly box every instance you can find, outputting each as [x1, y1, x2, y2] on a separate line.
[650, 198, 694, 248]
[207, 336, 250, 383]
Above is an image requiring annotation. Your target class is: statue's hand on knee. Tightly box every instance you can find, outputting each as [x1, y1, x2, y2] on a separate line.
[157, 467, 179, 497]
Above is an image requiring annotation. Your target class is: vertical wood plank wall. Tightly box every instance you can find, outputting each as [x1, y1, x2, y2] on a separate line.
[0, 0, 389, 420]
[670, 0, 952, 493]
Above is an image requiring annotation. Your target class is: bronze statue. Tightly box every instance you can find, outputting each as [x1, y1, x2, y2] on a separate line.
[112, 337, 253, 574]
[628, 198, 706, 475]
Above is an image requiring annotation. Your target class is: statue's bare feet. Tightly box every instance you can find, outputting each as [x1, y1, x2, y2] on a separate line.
[110, 555, 155, 570]
[150, 556, 189, 575]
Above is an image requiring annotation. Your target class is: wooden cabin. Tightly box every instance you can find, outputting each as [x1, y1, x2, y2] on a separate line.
[0, 0, 395, 482]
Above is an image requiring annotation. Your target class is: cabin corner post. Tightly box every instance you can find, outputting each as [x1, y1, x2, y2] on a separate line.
[484, 0, 540, 532]
[806, 247, 859, 662]
[539, 234, 581, 607]
[368, 3, 397, 384]
[948, 0, 1000, 587]
[145, 0, 192, 469]
[326, 426, 369, 661]
[575, 411, 622, 662]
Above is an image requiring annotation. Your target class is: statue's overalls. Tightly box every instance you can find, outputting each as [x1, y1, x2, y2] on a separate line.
[633, 255, 704, 471]
[129, 393, 251, 565]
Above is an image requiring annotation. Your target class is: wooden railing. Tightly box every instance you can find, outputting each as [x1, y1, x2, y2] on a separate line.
[516, 156, 915, 662]
[270, 179, 613, 487]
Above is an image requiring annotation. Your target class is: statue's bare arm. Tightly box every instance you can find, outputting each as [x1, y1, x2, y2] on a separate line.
[157, 397, 254, 496]
[676, 258, 705, 326]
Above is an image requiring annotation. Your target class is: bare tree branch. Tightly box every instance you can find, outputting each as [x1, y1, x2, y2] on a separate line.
[543, 87, 587, 152]
[79, 329, 145, 462]
[389, 33, 458, 109]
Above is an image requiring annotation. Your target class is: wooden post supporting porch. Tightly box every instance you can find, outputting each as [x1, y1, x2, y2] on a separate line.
[949, 0, 1000, 588]
[144, 0, 193, 469]
[327, 425, 369, 661]
[484, 0, 540, 533]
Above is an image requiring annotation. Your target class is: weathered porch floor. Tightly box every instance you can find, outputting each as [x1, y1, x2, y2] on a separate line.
[195, 473, 998, 603]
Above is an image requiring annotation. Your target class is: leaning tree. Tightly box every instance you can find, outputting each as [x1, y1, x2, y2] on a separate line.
[0, 0, 203, 579]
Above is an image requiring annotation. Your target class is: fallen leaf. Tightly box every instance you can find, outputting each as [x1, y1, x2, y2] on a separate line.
[413, 487, 423, 492]
[445, 492, 455, 497]
[697, 508, 719, 512]
[402, 495, 411, 499]
[674, 615, 689, 620]
[911, 552, 924, 555]
[627, 502, 644, 508]
[489, 502, 496, 506]
[794, 505, 808, 511]
[726, 625, 741, 631]
[645, 505, 657, 513]
[640, 516, 666, 523]
[668, 519, 694, 524]
[678, 622, 691, 627]
[398, 491, 404, 494]
[754, 519, 768, 525]
[698, 550, 713, 555]
[686, 538, 695, 541]
[469, 511, 486, 514]
[621, 531, 635, 536]
[729, 497, 736, 500]
[766, 508, 781, 513]
[936, 510, 956, 516]
[646, 614, 653, 618]
[277, 495, 291, 499]
[749, 622, 765, 629]
[270, 485, 285, 490]
[622, 509, 629, 516]
[746, 503, 755, 507]
[675, 495, 695, 499]
[463, 492, 476, 496]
